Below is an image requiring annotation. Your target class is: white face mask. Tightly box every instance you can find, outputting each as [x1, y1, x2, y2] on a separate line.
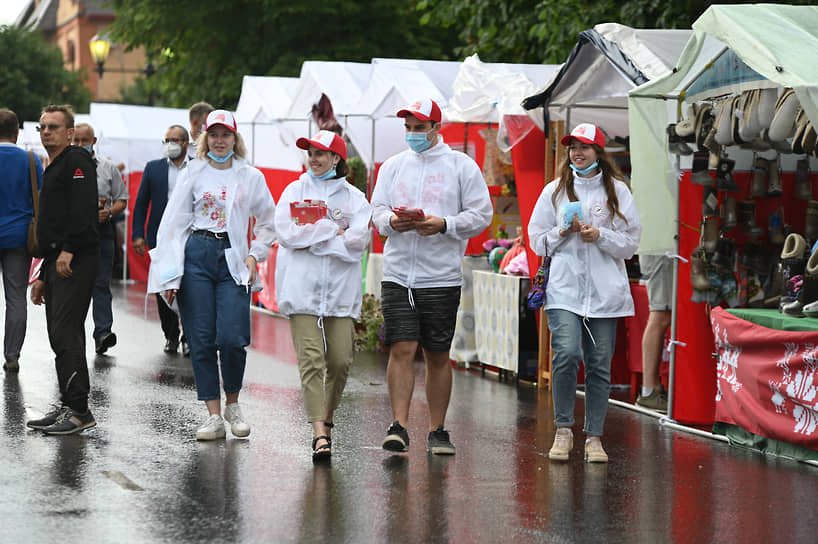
[164, 142, 183, 159]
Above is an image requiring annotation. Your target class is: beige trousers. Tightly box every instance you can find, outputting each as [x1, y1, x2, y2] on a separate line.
[289, 314, 354, 422]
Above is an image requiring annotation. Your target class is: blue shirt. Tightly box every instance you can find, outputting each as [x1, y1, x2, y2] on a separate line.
[0, 143, 43, 249]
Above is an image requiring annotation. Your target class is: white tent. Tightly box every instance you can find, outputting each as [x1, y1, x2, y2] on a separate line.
[234, 75, 306, 171]
[88, 102, 189, 174]
[629, 4, 818, 254]
[522, 23, 693, 142]
[345, 58, 460, 167]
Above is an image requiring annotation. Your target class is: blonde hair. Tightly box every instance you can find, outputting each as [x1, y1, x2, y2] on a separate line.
[196, 130, 248, 160]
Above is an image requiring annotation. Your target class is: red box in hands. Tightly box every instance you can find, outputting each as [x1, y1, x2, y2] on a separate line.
[392, 206, 425, 220]
[290, 199, 328, 225]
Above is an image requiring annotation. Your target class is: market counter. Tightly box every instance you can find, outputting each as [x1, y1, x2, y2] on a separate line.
[711, 306, 818, 452]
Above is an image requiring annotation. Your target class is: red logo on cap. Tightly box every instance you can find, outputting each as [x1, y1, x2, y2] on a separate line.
[214, 114, 225, 122]
[411, 101, 423, 110]
[74, 168, 84, 176]
[576, 126, 587, 136]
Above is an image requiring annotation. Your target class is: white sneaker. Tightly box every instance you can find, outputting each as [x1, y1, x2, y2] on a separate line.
[196, 414, 226, 441]
[224, 403, 251, 438]
[548, 428, 573, 461]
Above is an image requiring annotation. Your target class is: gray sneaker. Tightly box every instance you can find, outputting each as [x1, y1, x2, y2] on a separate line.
[426, 425, 456, 455]
[42, 407, 96, 435]
[27, 405, 69, 430]
[636, 385, 668, 414]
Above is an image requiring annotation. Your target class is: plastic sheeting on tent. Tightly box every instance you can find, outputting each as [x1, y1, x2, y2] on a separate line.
[629, 3, 818, 254]
[447, 54, 559, 152]
[522, 23, 692, 142]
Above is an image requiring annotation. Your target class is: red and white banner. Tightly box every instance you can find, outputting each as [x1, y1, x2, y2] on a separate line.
[711, 306, 818, 451]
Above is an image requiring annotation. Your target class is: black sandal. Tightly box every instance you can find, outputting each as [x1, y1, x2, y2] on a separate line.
[312, 435, 332, 462]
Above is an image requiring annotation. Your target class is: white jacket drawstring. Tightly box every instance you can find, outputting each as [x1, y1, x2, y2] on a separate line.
[582, 316, 597, 347]
[407, 287, 415, 310]
[317, 315, 327, 353]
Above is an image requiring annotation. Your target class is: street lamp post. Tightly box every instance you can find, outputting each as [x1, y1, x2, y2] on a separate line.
[89, 33, 156, 105]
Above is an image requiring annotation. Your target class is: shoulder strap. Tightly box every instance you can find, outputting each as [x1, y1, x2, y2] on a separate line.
[28, 151, 38, 219]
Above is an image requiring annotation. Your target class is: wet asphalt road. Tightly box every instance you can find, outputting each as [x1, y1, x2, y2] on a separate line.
[1, 281, 817, 543]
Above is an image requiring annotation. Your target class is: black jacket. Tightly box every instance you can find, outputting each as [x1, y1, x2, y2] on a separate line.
[37, 145, 99, 258]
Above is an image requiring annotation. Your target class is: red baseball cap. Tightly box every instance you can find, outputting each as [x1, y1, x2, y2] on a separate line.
[397, 99, 442, 123]
[296, 130, 347, 160]
[560, 123, 605, 148]
[204, 109, 237, 133]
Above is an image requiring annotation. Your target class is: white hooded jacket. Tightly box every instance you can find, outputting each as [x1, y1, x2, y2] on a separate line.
[371, 139, 492, 288]
[528, 171, 641, 318]
[274, 172, 371, 319]
[147, 157, 276, 295]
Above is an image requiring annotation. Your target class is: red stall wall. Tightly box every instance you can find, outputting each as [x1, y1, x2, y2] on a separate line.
[674, 167, 818, 425]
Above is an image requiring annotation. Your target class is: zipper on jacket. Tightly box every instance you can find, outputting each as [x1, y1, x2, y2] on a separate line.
[406, 154, 426, 290]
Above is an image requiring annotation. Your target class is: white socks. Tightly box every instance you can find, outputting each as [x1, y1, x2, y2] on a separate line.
[641, 386, 654, 397]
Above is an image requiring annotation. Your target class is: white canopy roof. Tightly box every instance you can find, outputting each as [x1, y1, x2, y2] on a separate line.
[523, 23, 692, 141]
[629, 4, 818, 253]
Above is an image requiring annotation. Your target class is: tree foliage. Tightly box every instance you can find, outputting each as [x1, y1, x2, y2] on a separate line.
[417, 0, 815, 65]
[0, 25, 91, 122]
[106, 0, 459, 110]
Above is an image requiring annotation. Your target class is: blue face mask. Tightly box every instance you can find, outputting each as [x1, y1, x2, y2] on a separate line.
[207, 150, 234, 163]
[570, 161, 599, 175]
[406, 131, 432, 153]
[309, 167, 336, 181]
[81, 144, 93, 154]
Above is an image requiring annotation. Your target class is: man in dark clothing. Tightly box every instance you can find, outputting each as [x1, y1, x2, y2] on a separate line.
[132, 124, 190, 354]
[27, 104, 100, 436]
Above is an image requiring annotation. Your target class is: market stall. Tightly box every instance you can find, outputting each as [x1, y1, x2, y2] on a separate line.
[629, 4, 818, 429]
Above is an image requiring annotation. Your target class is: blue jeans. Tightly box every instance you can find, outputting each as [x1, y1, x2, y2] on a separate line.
[546, 309, 618, 437]
[92, 238, 115, 341]
[177, 233, 250, 401]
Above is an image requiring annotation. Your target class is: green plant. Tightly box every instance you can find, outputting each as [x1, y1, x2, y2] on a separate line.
[354, 294, 385, 352]
[347, 156, 368, 194]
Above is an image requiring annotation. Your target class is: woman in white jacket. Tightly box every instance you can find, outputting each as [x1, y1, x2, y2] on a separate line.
[275, 131, 371, 461]
[148, 110, 276, 441]
[528, 123, 641, 463]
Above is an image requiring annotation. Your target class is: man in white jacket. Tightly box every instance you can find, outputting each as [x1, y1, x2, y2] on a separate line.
[371, 99, 493, 455]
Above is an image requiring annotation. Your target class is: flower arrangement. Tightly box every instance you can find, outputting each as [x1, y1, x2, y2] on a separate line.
[354, 294, 386, 352]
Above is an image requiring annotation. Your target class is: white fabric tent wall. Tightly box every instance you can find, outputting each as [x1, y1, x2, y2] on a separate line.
[234, 75, 307, 171]
[88, 103, 189, 174]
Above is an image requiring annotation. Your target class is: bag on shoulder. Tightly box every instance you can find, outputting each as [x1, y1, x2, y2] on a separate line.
[526, 249, 550, 310]
[26, 151, 41, 258]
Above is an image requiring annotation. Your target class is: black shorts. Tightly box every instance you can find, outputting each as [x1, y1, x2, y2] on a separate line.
[381, 281, 461, 352]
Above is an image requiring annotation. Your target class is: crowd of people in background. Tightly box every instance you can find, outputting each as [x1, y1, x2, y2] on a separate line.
[0, 98, 644, 464]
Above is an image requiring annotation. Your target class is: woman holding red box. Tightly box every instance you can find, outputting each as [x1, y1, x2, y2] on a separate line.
[274, 130, 372, 462]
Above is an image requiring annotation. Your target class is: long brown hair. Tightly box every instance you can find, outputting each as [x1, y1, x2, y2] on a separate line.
[551, 143, 629, 225]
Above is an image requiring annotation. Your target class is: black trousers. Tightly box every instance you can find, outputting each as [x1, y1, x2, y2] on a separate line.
[44, 250, 98, 413]
[155, 294, 182, 342]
